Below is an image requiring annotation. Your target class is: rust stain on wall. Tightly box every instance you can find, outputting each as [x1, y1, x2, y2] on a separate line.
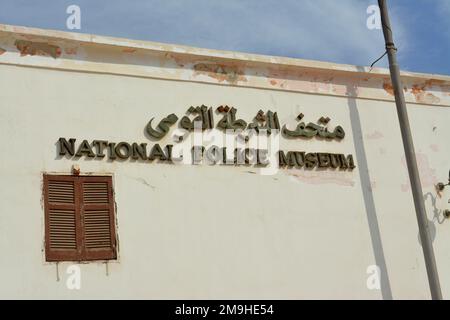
[424, 79, 450, 89]
[193, 62, 247, 84]
[122, 48, 137, 53]
[411, 84, 424, 95]
[267, 66, 291, 79]
[15, 40, 61, 58]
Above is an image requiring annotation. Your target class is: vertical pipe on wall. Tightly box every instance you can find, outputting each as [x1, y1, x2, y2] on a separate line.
[378, 0, 442, 300]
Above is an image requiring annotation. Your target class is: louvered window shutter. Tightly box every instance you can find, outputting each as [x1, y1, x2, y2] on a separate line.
[44, 175, 81, 261]
[44, 175, 117, 261]
[80, 177, 117, 260]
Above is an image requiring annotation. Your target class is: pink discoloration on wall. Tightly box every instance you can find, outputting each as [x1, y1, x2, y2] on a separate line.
[288, 171, 355, 187]
[280, 80, 309, 93]
[332, 85, 347, 96]
[265, 67, 365, 97]
[365, 131, 384, 140]
[430, 144, 439, 152]
[401, 154, 438, 192]
[422, 93, 440, 104]
[401, 184, 409, 192]
[313, 81, 333, 94]
[64, 47, 77, 55]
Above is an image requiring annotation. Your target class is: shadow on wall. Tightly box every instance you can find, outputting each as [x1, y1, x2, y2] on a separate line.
[346, 83, 393, 300]
[421, 192, 446, 246]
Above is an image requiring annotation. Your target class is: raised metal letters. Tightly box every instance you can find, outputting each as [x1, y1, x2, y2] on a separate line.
[56, 105, 354, 171]
[282, 114, 345, 140]
[146, 113, 178, 139]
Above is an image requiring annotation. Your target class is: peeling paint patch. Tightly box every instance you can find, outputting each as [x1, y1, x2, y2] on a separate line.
[166, 52, 188, 68]
[15, 40, 61, 58]
[193, 62, 247, 84]
[411, 84, 427, 103]
[1, 26, 448, 107]
[288, 170, 355, 187]
[422, 93, 441, 104]
[411, 83, 441, 104]
[383, 82, 395, 96]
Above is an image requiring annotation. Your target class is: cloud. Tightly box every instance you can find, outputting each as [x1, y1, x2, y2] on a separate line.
[93, 0, 395, 67]
[0, 0, 408, 68]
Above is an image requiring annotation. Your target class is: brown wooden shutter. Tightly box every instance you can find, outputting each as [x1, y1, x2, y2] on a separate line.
[44, 174, 117, 261]
[44, 175, 81, 261]
[80, 176, 117, 260]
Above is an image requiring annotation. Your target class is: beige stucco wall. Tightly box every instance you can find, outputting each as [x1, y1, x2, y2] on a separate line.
[0, 25, 449, 299]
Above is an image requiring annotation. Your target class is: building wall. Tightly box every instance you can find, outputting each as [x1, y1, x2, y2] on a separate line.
[0, 25, 449, 299]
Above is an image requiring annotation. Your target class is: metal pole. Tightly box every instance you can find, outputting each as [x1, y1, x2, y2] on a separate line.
[378, 0, 442, 300]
